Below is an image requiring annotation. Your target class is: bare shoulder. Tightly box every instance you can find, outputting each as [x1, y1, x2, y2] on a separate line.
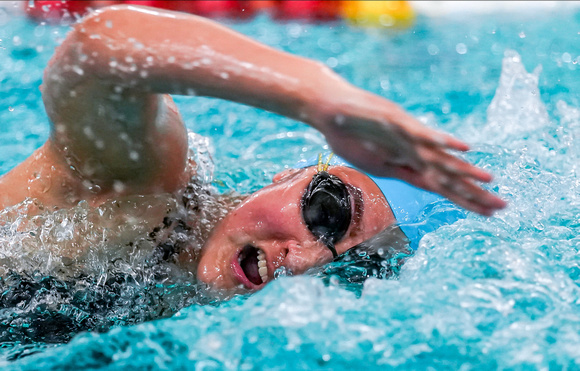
[0, 94, 190, 212]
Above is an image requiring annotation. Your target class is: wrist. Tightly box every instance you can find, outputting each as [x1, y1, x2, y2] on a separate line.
[301, 62, 353, 133]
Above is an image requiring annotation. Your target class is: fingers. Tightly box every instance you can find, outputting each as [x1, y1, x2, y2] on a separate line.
[416, 129, 470, 152]
[433, 176, 507, 215]
[418, 146, 493, 183]
[393, 116, 470, 152]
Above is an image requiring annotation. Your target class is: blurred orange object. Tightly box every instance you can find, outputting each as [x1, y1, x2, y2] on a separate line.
[342, 1, 415, 28]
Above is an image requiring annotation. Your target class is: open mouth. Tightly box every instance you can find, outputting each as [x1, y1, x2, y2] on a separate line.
[233, 245, 269, 288]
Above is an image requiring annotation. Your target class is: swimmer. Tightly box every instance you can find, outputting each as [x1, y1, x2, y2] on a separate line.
[0, 5, 506, 293]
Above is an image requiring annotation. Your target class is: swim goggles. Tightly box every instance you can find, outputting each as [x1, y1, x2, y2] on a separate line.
[301, 156, 352, 258]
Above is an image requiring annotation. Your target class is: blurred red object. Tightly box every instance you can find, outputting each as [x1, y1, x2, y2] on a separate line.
[121, 1, 183, 12]
[24, 0, 341, 24]
[184, 1, 254, 19]
[272, 0, 341, 21]
[24, 0, 97, 23]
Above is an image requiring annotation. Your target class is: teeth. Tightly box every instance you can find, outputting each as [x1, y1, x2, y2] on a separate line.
[257, 249, 268, 284]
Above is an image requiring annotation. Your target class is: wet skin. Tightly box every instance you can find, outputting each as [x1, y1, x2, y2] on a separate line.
[193, 165, 395, 292]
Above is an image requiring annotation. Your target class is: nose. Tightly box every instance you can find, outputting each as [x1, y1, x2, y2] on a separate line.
[280, 239, 333, 275]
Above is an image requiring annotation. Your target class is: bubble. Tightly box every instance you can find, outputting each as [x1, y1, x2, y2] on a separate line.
[428, 44, 439, 56]
[562, 52, 572, 63]
[34, 23, 47, 38]
[379, 14, 395, 27]
[456, 43, 467, 55]
[326, 57, 338, 68]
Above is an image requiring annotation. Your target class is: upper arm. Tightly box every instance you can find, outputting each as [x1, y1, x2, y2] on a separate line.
[40, 11, 190, 201]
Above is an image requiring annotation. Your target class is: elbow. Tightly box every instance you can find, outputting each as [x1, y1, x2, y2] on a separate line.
[43, 5, 125, 88]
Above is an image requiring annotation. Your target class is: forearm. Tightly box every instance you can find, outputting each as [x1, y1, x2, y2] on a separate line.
[61, 5, 346, 128]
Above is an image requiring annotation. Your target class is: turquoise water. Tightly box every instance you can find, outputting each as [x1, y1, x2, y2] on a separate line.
[1, 5, 580, 369]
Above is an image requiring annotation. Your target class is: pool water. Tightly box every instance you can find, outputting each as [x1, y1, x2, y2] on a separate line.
[2, 4, 580, 369]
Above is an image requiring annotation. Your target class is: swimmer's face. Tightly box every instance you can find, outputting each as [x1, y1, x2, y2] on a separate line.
[195, 166, 395, 293]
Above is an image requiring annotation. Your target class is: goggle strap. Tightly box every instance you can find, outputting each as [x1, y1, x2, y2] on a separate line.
[327, 240, 338, 259]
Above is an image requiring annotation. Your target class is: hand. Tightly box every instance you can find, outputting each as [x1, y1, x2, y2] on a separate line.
[318, 88, 507, 216]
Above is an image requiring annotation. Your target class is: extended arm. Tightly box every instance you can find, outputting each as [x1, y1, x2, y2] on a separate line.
[0, 5, 505, 215]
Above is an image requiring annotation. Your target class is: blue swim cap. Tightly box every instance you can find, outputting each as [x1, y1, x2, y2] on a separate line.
[295, 154, 465, 249]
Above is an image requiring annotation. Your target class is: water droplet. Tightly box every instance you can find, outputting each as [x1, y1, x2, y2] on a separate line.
[34, 23, 47, 37]
[519, 31, 526, 38]
[113, 181, 126, 193]
[219, 72, 229, 79]
[105, 20, 112, 28]
[72, 65, 84, 75]
[83, 126, 94, 139]
[379, 14, 395, 27]
[88, 184, 101, 194]
[8, 106, 14, 112]
[456, 43, 467, 55]
[428, 44, 439, 56]
[129, 151, 140, 161]
[562, 52, 572, 63]
[274, 266, 293, 278]
[326, 57, 338, 68]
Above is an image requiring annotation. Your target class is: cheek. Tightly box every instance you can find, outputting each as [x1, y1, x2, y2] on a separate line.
[258, 203, 304, 237]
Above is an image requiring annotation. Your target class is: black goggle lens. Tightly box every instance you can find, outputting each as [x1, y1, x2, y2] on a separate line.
[301, 171, 352, 258]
